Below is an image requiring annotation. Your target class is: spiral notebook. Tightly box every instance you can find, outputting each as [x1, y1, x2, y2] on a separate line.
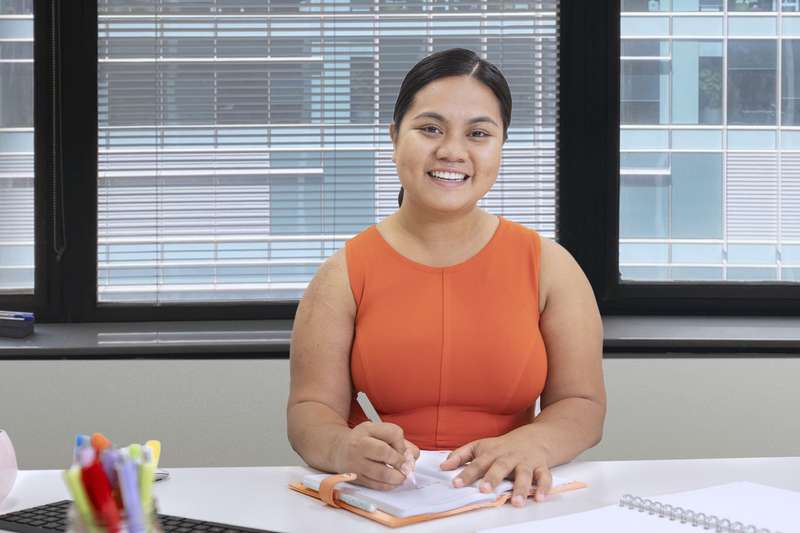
[480, 481, 799, 533]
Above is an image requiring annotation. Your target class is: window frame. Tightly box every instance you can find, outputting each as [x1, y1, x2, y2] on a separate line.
[559, 1, 800, 317]
[12, 1, 800, 323]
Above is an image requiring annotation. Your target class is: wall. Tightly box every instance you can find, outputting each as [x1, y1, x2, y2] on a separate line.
[1, 357, 798, 469]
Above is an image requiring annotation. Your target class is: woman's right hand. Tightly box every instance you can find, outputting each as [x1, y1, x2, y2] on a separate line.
[333, 421, 418, 490]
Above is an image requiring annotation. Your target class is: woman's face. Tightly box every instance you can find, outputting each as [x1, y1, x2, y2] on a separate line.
[390, 75, 504, 216]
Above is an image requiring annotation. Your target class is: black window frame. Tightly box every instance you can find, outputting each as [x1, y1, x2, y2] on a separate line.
[559, 1, 800, 317]
[3, 1, 798, 323]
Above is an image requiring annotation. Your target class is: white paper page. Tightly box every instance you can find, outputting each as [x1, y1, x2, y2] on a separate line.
[480, 504, 692, 533]
[656, 481, 800, 532]
[303, 472, 499, 518]
[479, 481, 800, 533]
[413, 449, 572, 491]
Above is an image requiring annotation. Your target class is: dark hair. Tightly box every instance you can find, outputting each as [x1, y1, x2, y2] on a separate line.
[393, 48, 513, 207]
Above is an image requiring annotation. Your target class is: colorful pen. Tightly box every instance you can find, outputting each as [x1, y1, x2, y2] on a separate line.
[115, 452, 145, 533]
[139, 448, 156, 531]
[63, 466, 101, 533]
[81, 453, 121, 533]
[144, 440, 161, 469]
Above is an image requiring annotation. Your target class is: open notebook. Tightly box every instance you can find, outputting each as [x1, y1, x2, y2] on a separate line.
[299, 450, 583, 519]
[479, 481, 799, 533]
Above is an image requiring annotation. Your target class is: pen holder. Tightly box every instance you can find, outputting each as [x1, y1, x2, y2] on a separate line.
[65, 502, 163, 533]
[0, 430, 17, 505]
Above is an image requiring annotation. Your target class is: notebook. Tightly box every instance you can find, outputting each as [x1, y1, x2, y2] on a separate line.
[479, 481, 800, 533]
[289, 450, 587, 527]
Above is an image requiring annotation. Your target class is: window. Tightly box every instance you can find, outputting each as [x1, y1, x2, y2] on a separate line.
[95, 0, 559, 306]
[618, 2, 800, 284]
[0, 1, 34, 295]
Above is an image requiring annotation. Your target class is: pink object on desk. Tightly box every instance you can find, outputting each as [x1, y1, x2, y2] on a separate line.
[0, 430, 18, 504]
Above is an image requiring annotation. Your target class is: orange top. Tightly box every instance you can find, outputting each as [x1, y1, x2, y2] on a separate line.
[345, 216, 548, 450]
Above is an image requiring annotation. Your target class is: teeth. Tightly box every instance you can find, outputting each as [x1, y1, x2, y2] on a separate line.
[429, 171, 467, 181]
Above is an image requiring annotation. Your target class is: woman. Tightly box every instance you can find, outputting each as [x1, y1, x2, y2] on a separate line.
[287, 48, 605, 508]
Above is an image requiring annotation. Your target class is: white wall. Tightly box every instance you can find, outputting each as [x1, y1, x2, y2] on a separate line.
[1, 357, 798, 469]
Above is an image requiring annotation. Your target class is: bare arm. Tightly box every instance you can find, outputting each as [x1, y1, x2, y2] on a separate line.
[287, 249, 356, 472]
[524, 236, 606, 466]
[287, 249, 415, 489]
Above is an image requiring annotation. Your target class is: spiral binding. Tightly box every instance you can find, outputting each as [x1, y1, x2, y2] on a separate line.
[619, 494, 782, 533]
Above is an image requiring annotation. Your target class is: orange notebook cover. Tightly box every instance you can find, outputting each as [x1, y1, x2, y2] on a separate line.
[288, 472, 588, 528]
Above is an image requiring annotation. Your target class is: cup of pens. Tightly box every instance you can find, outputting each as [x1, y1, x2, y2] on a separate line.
[63, 433, 163, 533]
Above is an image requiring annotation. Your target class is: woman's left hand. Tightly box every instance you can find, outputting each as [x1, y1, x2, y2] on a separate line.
[438, 427, 552, 507]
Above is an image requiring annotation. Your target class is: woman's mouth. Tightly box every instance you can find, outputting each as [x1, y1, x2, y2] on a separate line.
[427, 171, 470, 187]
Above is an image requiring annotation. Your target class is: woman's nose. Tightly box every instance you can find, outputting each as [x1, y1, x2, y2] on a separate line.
[435, 134, 467, 161]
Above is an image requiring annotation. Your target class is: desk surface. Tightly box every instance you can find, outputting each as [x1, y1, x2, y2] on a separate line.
[2, 458, 799, 533]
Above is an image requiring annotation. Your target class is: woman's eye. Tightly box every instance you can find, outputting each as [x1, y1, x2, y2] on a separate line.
[421, 126, 441, 134]
[471, 130, 489, 138]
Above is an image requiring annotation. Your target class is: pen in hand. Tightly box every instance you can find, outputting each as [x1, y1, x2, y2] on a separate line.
[356, 391, 417, 488]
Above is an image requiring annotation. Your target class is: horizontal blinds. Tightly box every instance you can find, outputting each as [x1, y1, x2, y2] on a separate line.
[0, 5, 34, 294]
[97, 0, 559, 304]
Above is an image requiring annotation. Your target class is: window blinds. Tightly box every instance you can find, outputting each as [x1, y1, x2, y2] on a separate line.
[0, 6, 34, 294]
[97, 0, 559, 304]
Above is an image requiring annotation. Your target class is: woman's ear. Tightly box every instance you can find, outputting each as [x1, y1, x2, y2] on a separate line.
[389, 122, 397, 163]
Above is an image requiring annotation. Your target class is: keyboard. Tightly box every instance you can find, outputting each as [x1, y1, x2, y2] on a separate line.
[0, 500, 281, 533]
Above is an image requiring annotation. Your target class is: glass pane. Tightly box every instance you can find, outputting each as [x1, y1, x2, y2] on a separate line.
[728, 0, 777, 10]
[672, 41, 723, 124]
[727, 40, 777, 125]
[673, 0, 724, 11]
[622, 0, 671, 11]
[782, 40, 800, 125]
[783, 0, 800, 11]
[620, 175, 670, 238]
[621, 59, 670, 124]
[0, 2, 34, 293]
[672, 152, 723, 239]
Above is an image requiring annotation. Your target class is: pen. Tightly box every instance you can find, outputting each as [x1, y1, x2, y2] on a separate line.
[139, 447, 156, 532]
[81, 449, 121, 533]
[356, 391, 417, 488]
[64, 466, 101, 533]
[115, 452, 145, 533]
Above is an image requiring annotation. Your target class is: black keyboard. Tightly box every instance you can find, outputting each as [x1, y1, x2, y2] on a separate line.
[0, 500, 281, 533]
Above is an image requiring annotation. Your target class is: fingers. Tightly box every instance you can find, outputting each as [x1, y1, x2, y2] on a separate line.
[452, 454, 492, 488]
[510, 464, 535, 507]
[440, 441, 476, 472]
[352, 468, 404, 491]
[367, 422, 408, 453]
[478, 455, 518, 494]
[404, 439, 420, 460]
[355, 422, 408, 471]
[531, 466, 552, 502]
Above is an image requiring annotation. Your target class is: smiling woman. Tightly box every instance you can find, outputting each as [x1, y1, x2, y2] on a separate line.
[287, 48, 606, 509]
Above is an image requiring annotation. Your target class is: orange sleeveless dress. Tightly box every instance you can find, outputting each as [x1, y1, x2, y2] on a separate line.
[345, 216, 548, 450]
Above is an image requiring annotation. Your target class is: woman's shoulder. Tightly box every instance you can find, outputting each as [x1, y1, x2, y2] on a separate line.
[537, 232, 591, 313]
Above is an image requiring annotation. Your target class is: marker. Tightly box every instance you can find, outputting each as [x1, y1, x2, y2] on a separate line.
[0, 311, 34, 319]
[145, 440, 161, 469]
[92, 433, 112, 452]
[81, 454, 121, 533]
[115, 453, 145, 533]
[74, 434, 91, 464]
[63, 466, 101, 533]
[356, 391, 417, 488]
[139, 448, 156, 531]
[128, 443, 142, 462]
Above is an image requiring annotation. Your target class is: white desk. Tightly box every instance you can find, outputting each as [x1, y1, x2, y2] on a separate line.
[2, 458, 799, 533]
